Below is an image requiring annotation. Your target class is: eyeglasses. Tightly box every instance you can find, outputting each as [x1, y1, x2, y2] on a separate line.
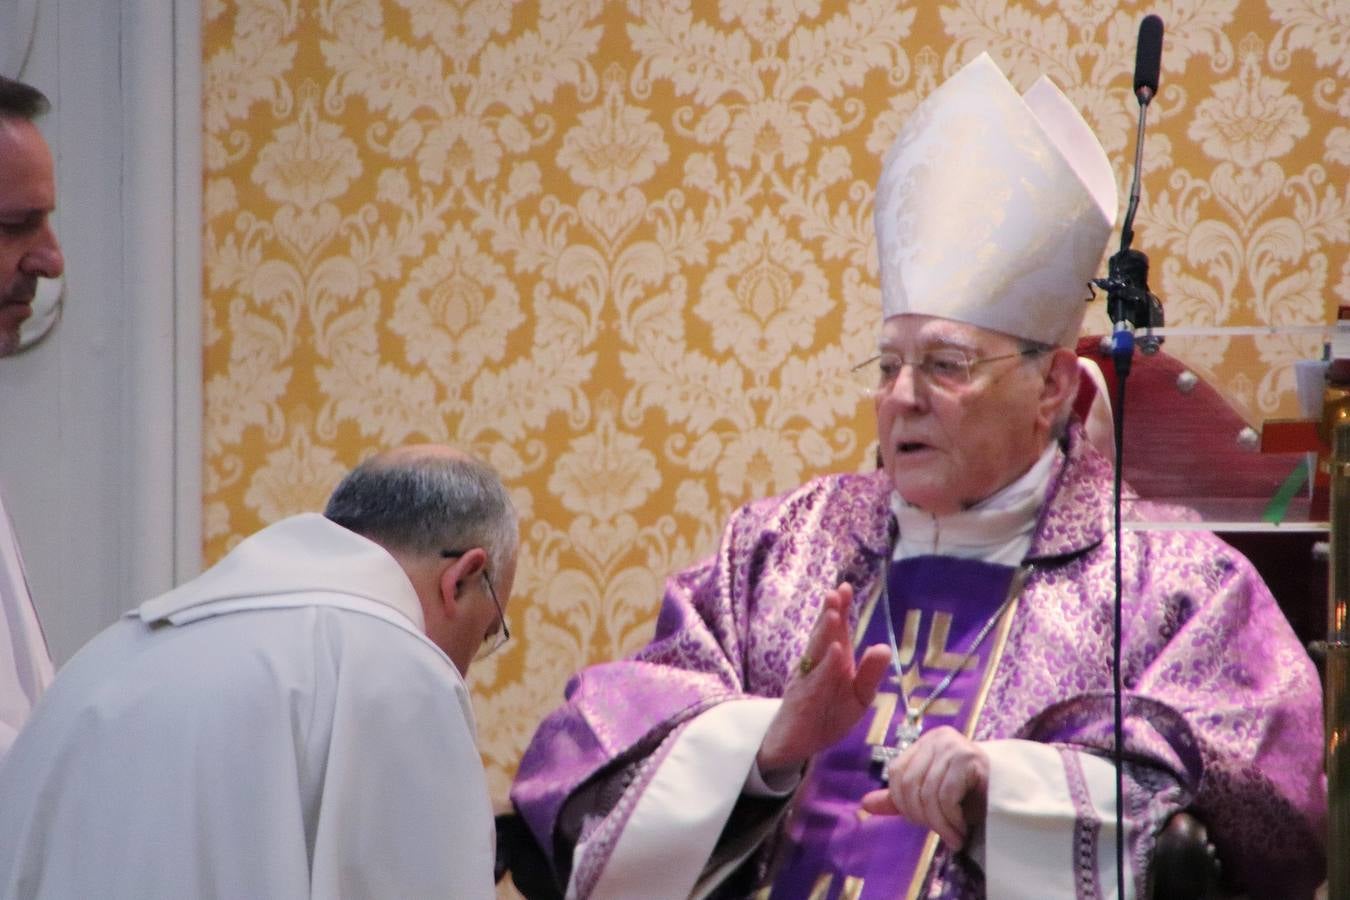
[852, 346, 1047, 392]
[441, 550, 511, 660]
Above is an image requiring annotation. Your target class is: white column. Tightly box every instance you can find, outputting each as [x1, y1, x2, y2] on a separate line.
[121, 0, 203, 603]
[0, 0, 202, 662]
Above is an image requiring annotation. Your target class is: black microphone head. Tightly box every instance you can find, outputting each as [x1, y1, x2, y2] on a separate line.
[1134, 15, 1164, 101]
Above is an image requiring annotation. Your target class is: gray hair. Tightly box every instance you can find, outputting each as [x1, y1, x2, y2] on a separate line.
[0, 76, 51, 121]
[324, 451, 519, 584]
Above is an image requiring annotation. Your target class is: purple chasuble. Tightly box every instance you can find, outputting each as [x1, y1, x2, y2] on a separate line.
[762, 556, 1021, 900]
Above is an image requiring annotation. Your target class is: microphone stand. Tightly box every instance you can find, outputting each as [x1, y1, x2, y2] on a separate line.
[1092, 17, 1162, 897]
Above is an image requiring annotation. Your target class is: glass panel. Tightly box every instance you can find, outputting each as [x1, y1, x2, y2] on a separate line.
[1077, 325, 1331, 533]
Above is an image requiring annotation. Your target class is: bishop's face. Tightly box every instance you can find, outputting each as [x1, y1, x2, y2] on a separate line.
[872, 314, 1066, 516]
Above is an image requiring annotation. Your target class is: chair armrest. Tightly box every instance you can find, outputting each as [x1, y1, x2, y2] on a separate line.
[496, 812, 565, 900]
[1147, 810, 1221, 900]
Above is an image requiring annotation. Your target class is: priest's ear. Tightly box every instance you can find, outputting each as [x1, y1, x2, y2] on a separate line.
[438, 547, 488, 616]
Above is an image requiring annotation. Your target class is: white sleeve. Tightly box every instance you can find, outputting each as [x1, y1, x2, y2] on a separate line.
[578, 697, 781, 900]
[981, 739, 1137, 900]
[744, 752, 802, 797]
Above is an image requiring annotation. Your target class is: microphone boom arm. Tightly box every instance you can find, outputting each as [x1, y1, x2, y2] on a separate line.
[1093, 81, 1162, 352]
[1120, 98, 1149, 255]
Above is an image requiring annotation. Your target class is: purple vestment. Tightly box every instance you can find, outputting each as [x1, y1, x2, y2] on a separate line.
[766, 557, 1021, 899]
[512, 424, 1325, 898]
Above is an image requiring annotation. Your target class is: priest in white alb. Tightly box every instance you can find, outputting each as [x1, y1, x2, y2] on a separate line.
[0, 445, 519, 898]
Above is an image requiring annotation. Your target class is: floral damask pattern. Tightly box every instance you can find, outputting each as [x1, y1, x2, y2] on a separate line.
[203, 0, 1349, 844]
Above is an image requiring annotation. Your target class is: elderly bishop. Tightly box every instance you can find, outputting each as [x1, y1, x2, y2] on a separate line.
[510, 54, 1325, 899]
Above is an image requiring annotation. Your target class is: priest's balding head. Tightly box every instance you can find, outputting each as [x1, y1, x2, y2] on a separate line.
[325, 444, 519, 676]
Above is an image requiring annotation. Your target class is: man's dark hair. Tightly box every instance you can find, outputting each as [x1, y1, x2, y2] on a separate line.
[324, 451, 519, 582]
[0, 76, 51, 121]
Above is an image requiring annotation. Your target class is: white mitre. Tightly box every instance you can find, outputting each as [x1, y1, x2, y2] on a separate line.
[874, 53, 1118, 347]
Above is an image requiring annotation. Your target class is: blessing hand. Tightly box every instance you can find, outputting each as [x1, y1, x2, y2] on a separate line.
[756, 583, 892, 775]
[859, 726, 989, 851]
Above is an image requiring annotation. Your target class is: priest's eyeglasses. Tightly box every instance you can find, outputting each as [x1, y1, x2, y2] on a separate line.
[441, 550, 511, 660]
[853, 346, 1047, 392]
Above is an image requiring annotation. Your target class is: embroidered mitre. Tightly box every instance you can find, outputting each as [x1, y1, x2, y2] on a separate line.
[875, 53, 1118, 347]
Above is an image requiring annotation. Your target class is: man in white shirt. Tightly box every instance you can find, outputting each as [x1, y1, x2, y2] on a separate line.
[0, 444, 518, 899]
[0, 74, 65, 759]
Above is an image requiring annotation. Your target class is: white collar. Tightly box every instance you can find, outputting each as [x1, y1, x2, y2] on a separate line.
[136, 514, 425, 630]
[891, 441, 1060, 565]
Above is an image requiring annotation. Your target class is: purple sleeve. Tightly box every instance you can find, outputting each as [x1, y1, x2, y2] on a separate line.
[509, 502, 767, 882]
[1011, 538, 1325, 898]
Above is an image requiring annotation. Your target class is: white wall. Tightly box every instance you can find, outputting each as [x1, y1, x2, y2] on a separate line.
[0, 0, 201, 663]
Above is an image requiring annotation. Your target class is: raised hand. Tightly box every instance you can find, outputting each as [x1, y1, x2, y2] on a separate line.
[859, 725, 989, 851]
[756, 583, 892, 775]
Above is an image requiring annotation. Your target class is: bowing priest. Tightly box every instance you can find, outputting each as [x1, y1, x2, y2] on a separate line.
[0, 445, 518, 899]
[509, 54, 1325, 899]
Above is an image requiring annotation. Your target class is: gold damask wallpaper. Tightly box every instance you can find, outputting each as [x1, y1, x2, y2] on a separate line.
[202, 0, 1349, 816]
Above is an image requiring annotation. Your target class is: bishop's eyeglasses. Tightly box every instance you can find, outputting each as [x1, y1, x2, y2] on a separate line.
[441, 550, 510, 660]
[853, 346, 1048, 393]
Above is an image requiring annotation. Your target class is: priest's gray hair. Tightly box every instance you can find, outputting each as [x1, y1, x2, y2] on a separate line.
[324, 451, 519, 581]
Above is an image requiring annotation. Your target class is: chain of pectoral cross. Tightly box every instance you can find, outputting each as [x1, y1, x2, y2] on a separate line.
[869, 570, 1024, 781]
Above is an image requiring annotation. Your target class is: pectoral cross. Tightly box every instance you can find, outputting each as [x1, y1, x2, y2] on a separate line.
[869, 711, 922, 782]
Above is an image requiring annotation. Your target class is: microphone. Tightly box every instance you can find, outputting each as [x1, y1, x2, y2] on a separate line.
[1134, 14, 1164, 105]
[1095, 14, 1165, 354]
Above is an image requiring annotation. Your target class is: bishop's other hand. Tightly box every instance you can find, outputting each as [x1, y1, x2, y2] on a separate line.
[861, 726, 990, 851]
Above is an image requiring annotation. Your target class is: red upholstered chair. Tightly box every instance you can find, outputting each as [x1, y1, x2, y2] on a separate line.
[1149, 811, 1222, 898]
[1073, 336, 1324, 649]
